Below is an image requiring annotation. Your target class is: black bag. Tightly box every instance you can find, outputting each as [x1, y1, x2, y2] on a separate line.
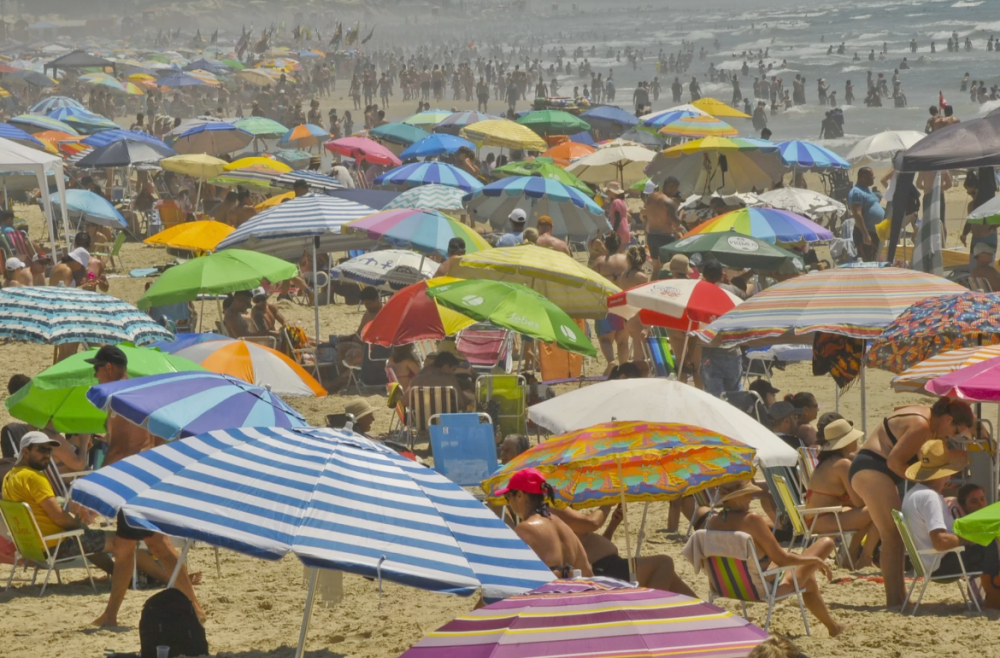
[139, 588, 208, 658]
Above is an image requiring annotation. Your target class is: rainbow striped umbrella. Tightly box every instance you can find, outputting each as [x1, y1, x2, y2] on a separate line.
[891, 345, 1000, 394]
[658, 115, 738, 138]
[9, 113, 79, 135]
[399, 578, 768, 658]
[374, 161, 483, 192]
[683, 207, 833, 244]
[342, 208, 491, 257]
[277, 123, 330, 149]
[697, 267, 965, 347]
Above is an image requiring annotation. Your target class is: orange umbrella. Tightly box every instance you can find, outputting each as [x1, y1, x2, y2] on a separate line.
[33, 130, 82, 155]
[542, 141, 596, 167]
[172, 338, 326, 397]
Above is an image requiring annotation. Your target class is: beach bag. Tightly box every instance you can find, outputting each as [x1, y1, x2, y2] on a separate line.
[139, 588, 207, 658]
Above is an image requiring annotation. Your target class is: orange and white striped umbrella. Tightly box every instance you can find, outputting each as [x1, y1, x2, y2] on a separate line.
[172, 338, 326, 397]
[891, 345, 1000, 394]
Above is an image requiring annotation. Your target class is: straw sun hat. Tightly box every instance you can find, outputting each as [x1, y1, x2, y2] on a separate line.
[821, 419, 865, 452]
[905, 440, 967, 482]
[717, 480, 763, 505]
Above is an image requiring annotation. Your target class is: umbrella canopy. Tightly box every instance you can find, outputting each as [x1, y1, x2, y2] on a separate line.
[361, 278, 475, 346]
[451, 244, 620, 319]
[661, 136, 778, 156]
[698, 267, 965, 347]
[891, 346, 1000, 394]
[530, 379, 798, 467]
[223, 156, 292, 173]
[756, 187, 846, 216]
[273, 170, 345, 192]
[492, 159, 593, 196]
[659, 115, 738, 138]
[159, 153, 228, 180]
[277, 123, 330, 149]
[661, 232, 804, 271]
[433, 111, 500, 135]
[6, 346, 204, 434]
[343, 208, 491, 258]
[427, 279, 596, 356]
[9, 113, 79, 135]
[647, 138, 784, 194]
[461, 119, 548, 151]
[484, 421, 754, 509]
[618, 126, 666, 149]
[399, 578, 768, 658]
[692, 97, 752, 118]
[867, 292, 1000, 373]
[370, 121, 431, 146]
[465, 176, 609, 240]
[3, 70, 56, 88]
[325, 136, 401, 166]
[233, 116, 288, 138]
[80, 129, 169, 150]
[215, 193, 377, 259]
[895, 113, 1000, 171]
[402, 108, 453, 127]
[967, 195, 1000, 225]
[845, 129, 925, 163]
[331, 249, 438, 291]
[144, 219, 234, 252]
[28, 96, 85, 114]
[76, 137, 175, 167]
[0, 287, 171, 346]
[375, 161, 484, 193]
[565, 142, 655, 186]
[47, 107, 118, 133]
[954, 501, 1000, 546]
[170, 122, 253, 155]
[399, 133, 475, 159]
[87, 372, 307, 441]
[541, 141, 596, 166]
[517, 109, 590, 137]
[580, 105, 639, 130]
[777, 140, 850, 170]
[641, 109, 700, 130]
[0, 123, 46, 150]
[608, 279, 743, 330]
[51, 188, 126, 228]
[924, 356, 1000, 402]
[156, 339, 326, 397]
[683, 207, 833, 244]
[382, 183, 466, 212]
[138, 249, 297, 309]
[71, 426, 554, 599]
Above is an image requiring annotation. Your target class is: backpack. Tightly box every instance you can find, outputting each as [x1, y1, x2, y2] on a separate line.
[139, 588, 208, 658]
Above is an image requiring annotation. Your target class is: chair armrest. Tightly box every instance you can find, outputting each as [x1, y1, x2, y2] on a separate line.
[797, 505, 845, 514]
[59, 470, 94, 481]
[43, 529, 85, 541]
[919, 546, 965, 555]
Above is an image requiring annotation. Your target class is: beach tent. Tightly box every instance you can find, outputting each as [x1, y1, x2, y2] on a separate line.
[43, 49, 116, 76]
[0, 136, 70, 254]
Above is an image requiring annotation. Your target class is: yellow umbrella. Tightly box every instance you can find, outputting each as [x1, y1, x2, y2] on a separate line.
[223, 157, 293, 173]
[691, 97, 751, 119]
[128, 73, 156, 83]
[660, 136, 775, 156]
[460, 119, 547, 152]
[255, 191, 294, 210]
[145, 220, 235, 252]
[161, 154, 228, 180]
[123, 82, 146, 96]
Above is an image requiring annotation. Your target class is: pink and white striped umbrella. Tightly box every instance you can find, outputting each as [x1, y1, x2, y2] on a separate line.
[607, 278, 742, 330]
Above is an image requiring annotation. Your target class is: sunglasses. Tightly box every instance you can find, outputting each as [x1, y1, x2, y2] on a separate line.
[32, 445, 53, 454]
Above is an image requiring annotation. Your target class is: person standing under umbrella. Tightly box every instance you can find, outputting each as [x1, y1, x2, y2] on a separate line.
[848, 167, 883, 262]
[604, 182, 631, 251]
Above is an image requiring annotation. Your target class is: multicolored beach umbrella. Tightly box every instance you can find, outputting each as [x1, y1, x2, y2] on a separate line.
[464, 176, 608, 239]
[28, 96, 85, 114]
[399, 133, 476, 159]
[276, 123, 330, 149]
[682, 207, 833, 244]
[343, 208, 490, 257]
[658, 114, 738, 138]
[361, 278, 475, 346]
[331, 249, 438, 291]
[9, 113, 79, 135]
[641, 108, 699, 130]
[891, 345, 1000, 394]
[432, 110, 500, 135]
[374, 161, 483, 192]
[381, 183, 466, 212]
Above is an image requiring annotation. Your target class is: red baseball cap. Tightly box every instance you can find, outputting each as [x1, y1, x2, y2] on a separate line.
[495, 468, 548, 496]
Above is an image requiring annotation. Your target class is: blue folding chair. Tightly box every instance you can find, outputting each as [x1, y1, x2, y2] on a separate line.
[644, 334, 675, 378]
[428, 412, 497, 488]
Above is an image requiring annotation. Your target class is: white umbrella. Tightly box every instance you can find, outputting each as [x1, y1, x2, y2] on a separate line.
[565, 141, 655, 185]
[528, 379, 798, 467]
[757, 188, 846, 216]
[967, 195, 1000, 223]
[330, 249, 438, 291]
[845, 130, 925, 163]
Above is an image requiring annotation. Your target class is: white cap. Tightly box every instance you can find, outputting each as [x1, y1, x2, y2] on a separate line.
[15, 431, 59, 464]
[5, 256, 25, 271]
[509, 208, 527, 224]
[68, 247, 90, 268]
[252, 286, 267, 300]
[644, 179, 657, 195]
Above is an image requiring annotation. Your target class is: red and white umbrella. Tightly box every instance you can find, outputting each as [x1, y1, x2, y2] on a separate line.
[607, 278, 742, 330]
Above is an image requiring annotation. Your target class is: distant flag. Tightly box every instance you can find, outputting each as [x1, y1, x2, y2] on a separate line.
[211, 29, 218, 44]
[362, 26, 375, 45]
[330, 22, 343, 47]
[939, 91, 948, 110]
[345, 22, 360, 46]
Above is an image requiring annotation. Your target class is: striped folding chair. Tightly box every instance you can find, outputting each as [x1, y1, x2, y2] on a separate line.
[893, 509, 982, 615]
[797, 446, 820, 488]
[773, 474, 855, 571]
[643, 332, 675, 378]
[692, 529, 810, 634]
[406, 385, 459, 449]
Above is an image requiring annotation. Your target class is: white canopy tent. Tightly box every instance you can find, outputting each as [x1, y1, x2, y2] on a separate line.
[0, 136, 71, 256]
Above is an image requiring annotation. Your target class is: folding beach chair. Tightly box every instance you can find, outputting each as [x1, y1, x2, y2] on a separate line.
[893, 509, 982, 615]
[0, 500, 97, 596]
[797, 446, 820, 489]
[428, 412, 498, 487]
[456, 324, 514, 374]
[722, 390, 767, 423]
[689, 528, 811, 634]
[643, 333, 675, 378]
[92, 231, 126, 272]
[359, 344, 391, 391]
[406, 385, 459, 448]
[476, 374, 527, 438]
[386, 382, 407, 439]
[773, 474, 855, 571]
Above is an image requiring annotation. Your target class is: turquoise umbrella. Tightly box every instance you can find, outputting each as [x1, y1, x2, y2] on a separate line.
[370, 122, 431, 147]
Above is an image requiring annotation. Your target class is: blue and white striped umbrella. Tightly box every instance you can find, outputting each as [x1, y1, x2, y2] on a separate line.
[641, 109, 698, 130]
[215, 193, 376, 259]
[71, 426, 554, 599]
[46, 107, 118, 133]
[399, 133, 476, 160]
[86, 372, 306, 441]
[273, 169, 344, 192]
[382, 183, 466, 211]
[777, 140, 850, 171]
[81, 128, 171, 150]
[464, 176, 609, 240]
[0, 123, 45, 150]
[375, 161, 484, 193]
[0, 287, 172, 346]
[28, 95, 86, 114]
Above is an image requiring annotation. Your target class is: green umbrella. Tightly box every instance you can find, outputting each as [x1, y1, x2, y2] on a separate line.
[661, 231, 804, 272]
[222, 58, 245, 70]
[6, 345, 205, 433]
[138, 249, 297, 310]
[426, 279, 596, 357]
[233, 117, 288, 138]
[492, 158, 593, 196]
[630, 177, 650, 192]
[954, 502, 1000, 546]
[369, 121, 431, 146]
[517, 110, 591, 137]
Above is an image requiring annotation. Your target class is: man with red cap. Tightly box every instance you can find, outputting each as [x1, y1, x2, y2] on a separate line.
[497, 468, 592, 578]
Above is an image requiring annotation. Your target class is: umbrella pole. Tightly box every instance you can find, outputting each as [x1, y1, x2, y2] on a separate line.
[616, 456, 635, 583]
[834, 381, 840, 414]
[198, 296, 205, 333]
[195, 179, 203, 216]
[860, 339, 867, 435]
[676, 320, 692, 384]
[635, 501, 650, 558]
[295, 568, 320, 658]
[167, 538, 191, 589]
[312, 237, 321, 348]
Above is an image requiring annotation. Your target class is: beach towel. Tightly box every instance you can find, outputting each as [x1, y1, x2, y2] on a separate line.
[812, 332, 863, 390]
[911, 172, 943, 275]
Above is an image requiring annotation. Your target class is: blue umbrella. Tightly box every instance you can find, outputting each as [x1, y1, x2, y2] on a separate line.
[777, 140, 851, 171]
[170, 121, 253, 155]
[85, 371, 307, 441]
[580, 105, 640, 129]
[28, 95, 85, 114]
[375, 161, 483, 193]
[569, 131, 597, 146]
[0, 123, 45, 150]
[47, 107, 118, 133]
[399, 133, 475, 160]
[641, 109, 698, 129]
[81, 129, 171, 150]
[151, 332, 228, 352]
[51, 189, 127, 228]
[464, 176, 608, 239]
[156, 72, 210, 87]
[75, 137, 175, 167]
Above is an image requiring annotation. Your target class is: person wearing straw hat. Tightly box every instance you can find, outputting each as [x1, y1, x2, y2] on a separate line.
[699, 479, 846, 637]
[603, 181, 631, 251]
[802, 417, 880, 568]
[343, 399, 377, 436]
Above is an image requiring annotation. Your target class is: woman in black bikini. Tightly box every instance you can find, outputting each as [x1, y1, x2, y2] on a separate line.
[849, 397, 974, 608]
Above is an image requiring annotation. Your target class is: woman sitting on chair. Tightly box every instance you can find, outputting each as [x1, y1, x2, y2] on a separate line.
[697, 480, 846, 637]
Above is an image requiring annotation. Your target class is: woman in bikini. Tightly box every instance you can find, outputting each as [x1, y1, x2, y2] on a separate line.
[848, 397, 974, 608]
[619, 245, 649, 363]
[802, 416, 879, 568]
[388, 345, 420, 393]
[701, 480, 846, 637]
[590, 232, 630, 375]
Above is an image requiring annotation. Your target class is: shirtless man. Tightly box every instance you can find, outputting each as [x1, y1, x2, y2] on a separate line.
[534, 216, 571, 255]
[434, 238, 466, 277]
[223, 290, 255, 338]
[970, 243, 1000, 291]
[498, 468, 592, 578]
[642, 176, 683, 276]
[29, 253, 50, 286]
[250, 287, 286, 336]
[88, 346, 204, 628]
[410, 351, 475, 410]
[3, 257, 32, 286]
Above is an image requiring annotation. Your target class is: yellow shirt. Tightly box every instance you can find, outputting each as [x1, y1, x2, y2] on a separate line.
[2, 466, 61, 545]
